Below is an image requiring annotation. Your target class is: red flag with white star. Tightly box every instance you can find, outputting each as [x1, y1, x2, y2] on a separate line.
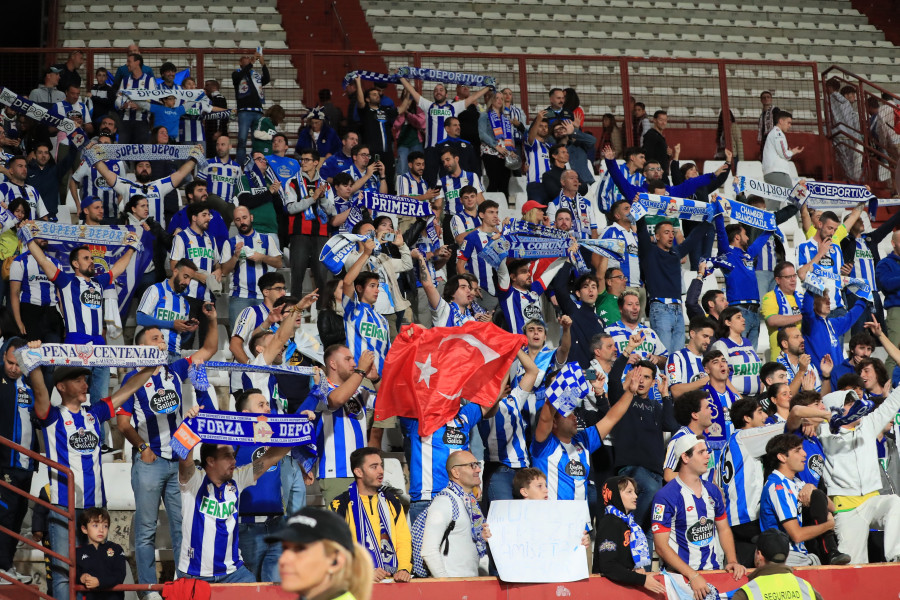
[374, 321, 526, 436]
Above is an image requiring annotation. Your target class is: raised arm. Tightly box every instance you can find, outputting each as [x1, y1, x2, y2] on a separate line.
[28, 349, 50, 420]
[465, 86, 490, 108]
[24, 237, 61, 280]
[190, 303, 220, 364]
[516, 349, 540, 394]
[169, 153, 199, 189]
[110, 366, 156, 409]
[594, 368, 637, 439]
[418, 257, 441, 310]
[92, 157, 119, 188]
[555, 315, 573, 365]
[397, 77, 422, 104]
[355, 76, 366, 109]
[342, 239, 375, 298]
[108, 246, 137, 280]
[327, 351, 374, 411]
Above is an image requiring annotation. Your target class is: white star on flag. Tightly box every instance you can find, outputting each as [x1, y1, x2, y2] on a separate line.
[415, 354, 438, 387]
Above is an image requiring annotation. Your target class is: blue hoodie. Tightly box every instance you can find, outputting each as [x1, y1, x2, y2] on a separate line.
[801, 290, 867, 370]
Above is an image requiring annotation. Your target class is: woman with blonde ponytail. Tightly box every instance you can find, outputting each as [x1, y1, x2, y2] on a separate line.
[267, 507, 375, 600]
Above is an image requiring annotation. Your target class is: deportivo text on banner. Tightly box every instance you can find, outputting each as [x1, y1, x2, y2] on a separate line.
[0, 85, 89, 149]
[169, 410, 316, 460]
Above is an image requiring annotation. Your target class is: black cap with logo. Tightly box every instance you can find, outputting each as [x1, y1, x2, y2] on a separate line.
[265, 506, 354, 553]
[756, 528, 790, 563]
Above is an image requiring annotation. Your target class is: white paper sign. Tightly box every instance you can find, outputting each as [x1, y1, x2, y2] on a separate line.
[486, 500, 590, 583]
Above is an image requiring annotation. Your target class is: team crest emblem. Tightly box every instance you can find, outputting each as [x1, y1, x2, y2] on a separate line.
[76, 344, 95, 365]
[253, 415, 273, 443]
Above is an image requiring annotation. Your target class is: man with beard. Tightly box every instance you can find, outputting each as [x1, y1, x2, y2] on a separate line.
[775, 327, 832, 396]
[136, 258, 199, 361]
[23, 231, 138, 406]
[70, 133, 124, 221]
[168, 202, 222, 347]
[668, 316, 717, 397]
[426, 117, 481, 184]
[437, 147, 485, 216]
[95, 153, 198, 223]
[398, 78, 489, 150]
[220, 206, 284, 325]
[78, 196, 105, 226]
[320, 131, 358, 183]
[331, 447, 412, 583]
[199, 135, 241, 220]
[116, 304, 219, 592]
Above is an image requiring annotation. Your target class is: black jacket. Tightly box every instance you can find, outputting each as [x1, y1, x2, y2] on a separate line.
[317, 309, 346, 350]
[76, 540, 126, 600]
[550, 262, 604, 369]
[26, 151, 78, 217]
[593, 475, 650, 584]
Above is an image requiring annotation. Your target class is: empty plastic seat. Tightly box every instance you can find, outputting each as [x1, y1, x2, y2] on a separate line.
[187, 18, 210, 33]
[235, 19, 259, 33]
[211, 19, 235, 32]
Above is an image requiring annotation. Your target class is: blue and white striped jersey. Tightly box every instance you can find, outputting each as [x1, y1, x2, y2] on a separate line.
[524, 138, 551, 185]
[796, 434, 826, 487]
[848, 236, 877, 291]
[52, 269, 113, 344]
[703, 382, 739, 457]
[118, 358, 191, 460]
[39, 399, 115, 508]
[396, 172, 429, 198]
[438, 171, 484, 215]
[601, 223, 641, 287]
[137, 280, 190, 355]
[760, 470, 808, 556]
[549, 192, 596, 240]
[200, 157, 242, 203]
[303, 380, 371, 479]
[650, 477, 727, 571]
[459, 229, 498, 296]
[667, 348, 705, 387]
[717, 423, 785, 526]
[4, 376, 36, 471]
[478, 387, 530, 468]
[234, 353, 284, 414]
[178, 464, 255, 577]
[754, 229, 783, 273]
[112, 175, 175, 223]
[450, 211, 480, 240]
[116, 73, 157, 122]
[598, 161, 645, 212]
[606, 321, 668, 359]
[530, 426, 602, 501]
[230, 304, 270, 388]
[344, 164, 380, 193]
[664, 426, 714, 482]
[71, 159, 126, 218]
[9, 252, 58, 306]
[169, 227, 219, 301]
[797, 238, 844, 310]
[343, 293, 391, 376]
[221, 231, 281, 299]
[399, 403, 482, 501]
[712, 337, 761, 396]
[775, 353, 822, 393]
[431, 298, 476, 329]
[0, 182, 48, 219]
[417, 97, 467, 148]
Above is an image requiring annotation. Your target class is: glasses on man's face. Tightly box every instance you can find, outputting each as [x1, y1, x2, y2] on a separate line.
[607, 274, 625, 281]
[451, 461, 481, 471]
[266, 286, 287, 292]
[300, 157, 315, 162]
[357, 153, 371, 158]
[645, 166, 663, 173]
[777, 274, 798, 279]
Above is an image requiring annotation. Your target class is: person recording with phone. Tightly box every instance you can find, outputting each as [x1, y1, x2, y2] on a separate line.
[346, 145, 388, 195]
[355, 75, 408, 194]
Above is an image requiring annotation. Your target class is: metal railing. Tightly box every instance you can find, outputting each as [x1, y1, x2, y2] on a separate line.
[822, 65, 900, 194]
[0, 435, 75, 600]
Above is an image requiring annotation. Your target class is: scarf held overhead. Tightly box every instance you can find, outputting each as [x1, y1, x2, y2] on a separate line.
[631, 193, 711, 222]
[83, 143, 207, 169]
[119, 88, 207, 104]
[343, 68, 496, 90]
[15, 343, 168, 375]
[358, 191, 433, 217]
[0, 85, 89, 149]
[170, 410, 315, 460]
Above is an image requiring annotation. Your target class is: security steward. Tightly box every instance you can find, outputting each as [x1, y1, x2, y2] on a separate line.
[730, 529, 824, 600]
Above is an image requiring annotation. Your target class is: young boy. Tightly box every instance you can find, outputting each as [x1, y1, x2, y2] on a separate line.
[76, 508, 126, 600]
[510, 468, 590, 547]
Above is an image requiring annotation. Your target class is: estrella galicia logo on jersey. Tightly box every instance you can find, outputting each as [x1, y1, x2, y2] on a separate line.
[344, 396, 363, 416]
[565, 460, 586, 478]
[69, 428, 100, 454]
[652, 503, 665, 522]
[199, 496, 235, 519]
[80, 288, 102, 308]
[149, 389, 179, 414]
[820, 256, 833, 268]
[358, 322, 388, 342]
[523, 303, 542, 320]
[252, 446, 277, 472]
[443, 426, 466, 446]
[687, 516, 715, 546]
[808, 454, 824, 476]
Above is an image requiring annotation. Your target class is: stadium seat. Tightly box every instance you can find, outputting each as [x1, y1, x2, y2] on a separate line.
[187, 19, 210, 33]
[211, 19, 235, 33]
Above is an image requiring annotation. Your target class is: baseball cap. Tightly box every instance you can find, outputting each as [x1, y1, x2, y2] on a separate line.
[521, 317, 547, 331]
[265, 507, 354, 552]
[52, 366, 91, 386]
[522, 200, 548, 214]
[671, 434, 705, 463]
[81, 196, 101, 209]
[45, 66, 62, 76]
[756, 528, 790, 563]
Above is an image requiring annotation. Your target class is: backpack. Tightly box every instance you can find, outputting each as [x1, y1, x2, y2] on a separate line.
[410, 490, 460, 577]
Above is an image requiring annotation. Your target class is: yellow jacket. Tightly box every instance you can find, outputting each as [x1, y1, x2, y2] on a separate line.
[331, 488, 412, 574]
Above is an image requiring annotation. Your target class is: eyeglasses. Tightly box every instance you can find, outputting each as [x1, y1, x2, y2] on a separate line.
[266, 286, 287, 292]
[645, 166, 663, 172]
[606, 274, 625, 280]
[300, 157, 315, 162]
[357, 153, 371, 158]
[450, 461, 481, 471]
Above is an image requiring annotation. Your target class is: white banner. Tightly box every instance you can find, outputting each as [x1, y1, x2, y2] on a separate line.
[486, 500, 590, 583]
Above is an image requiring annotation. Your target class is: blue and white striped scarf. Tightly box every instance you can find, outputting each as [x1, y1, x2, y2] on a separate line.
[343, 67, 496, 90]
[348, 482, 398, 573]
[0, 86, 88, 149]
[631, 193, 711, 222]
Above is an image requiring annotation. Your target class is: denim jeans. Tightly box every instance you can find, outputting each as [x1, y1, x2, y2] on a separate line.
[132, 456, 183, 587]
[617, 465, 663, 555]
[176, 566, 256, 584]
[238, 517, 283, 582]
[228, 296, 263, 332]
[236, 111, 263, 166]
[649, 301, 684, 354]
[408, 499, 432, 526]
[396, 142, 424, 176]
[49, 507, 85, 600]
[737, 305, 761, 352]
[279, 455, 307, 516]
[483, 463, 516, 514]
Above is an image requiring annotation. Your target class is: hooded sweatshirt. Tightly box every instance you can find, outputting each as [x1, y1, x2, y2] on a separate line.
[593, 476, 648, 584]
